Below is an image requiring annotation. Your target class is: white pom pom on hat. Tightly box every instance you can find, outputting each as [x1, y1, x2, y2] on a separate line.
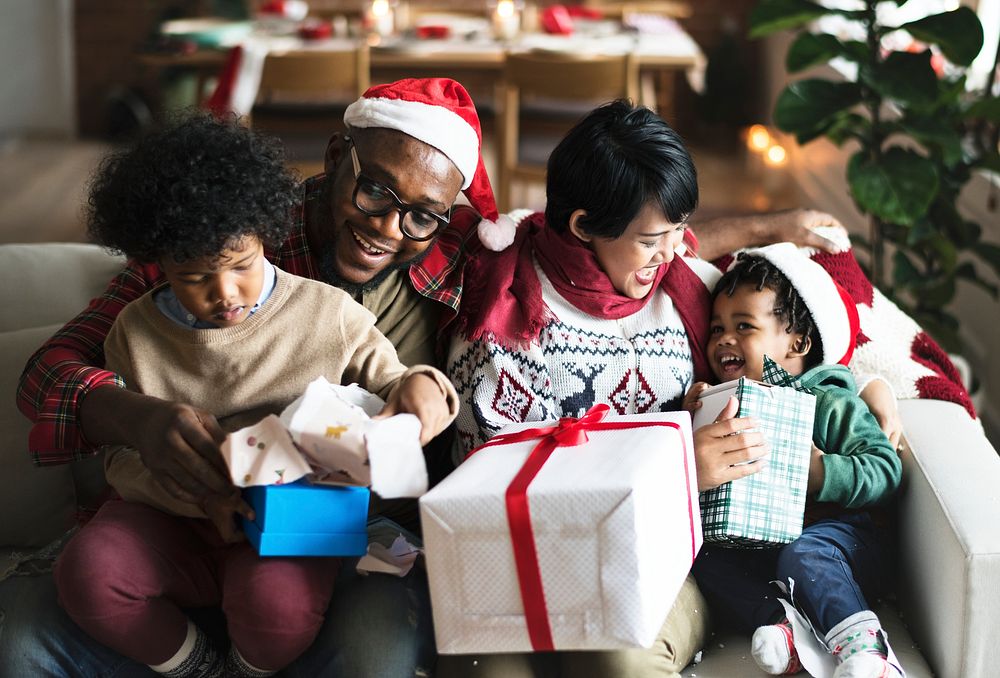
[343, 77, 516, 250]
[738, 242, 860, 366]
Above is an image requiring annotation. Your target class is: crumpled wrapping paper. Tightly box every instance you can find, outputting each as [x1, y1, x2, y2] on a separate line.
[221, 376, 428, 498]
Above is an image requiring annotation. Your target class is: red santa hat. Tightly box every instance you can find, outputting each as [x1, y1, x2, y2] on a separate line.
[343, 78, 516, 250]
[740, 242, 861, 366]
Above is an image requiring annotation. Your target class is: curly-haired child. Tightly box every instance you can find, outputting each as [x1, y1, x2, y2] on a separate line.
[53, 113, 458, 678]
[684, 243, 902, 678]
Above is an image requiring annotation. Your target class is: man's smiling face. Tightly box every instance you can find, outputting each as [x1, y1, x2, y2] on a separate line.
[309, 128, 464, 290]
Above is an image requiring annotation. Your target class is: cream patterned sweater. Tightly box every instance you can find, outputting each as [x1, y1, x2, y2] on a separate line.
[447, 261, 706, 463]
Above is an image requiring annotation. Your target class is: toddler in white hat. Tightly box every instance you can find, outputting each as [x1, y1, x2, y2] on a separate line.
[686, 243, 904, 678]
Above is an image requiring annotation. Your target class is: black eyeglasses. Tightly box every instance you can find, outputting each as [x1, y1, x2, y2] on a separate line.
[346, 136, 451, 242]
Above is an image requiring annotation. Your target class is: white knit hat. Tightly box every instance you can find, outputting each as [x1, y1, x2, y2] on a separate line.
[739, 242, 860, 366]
[343, 78, 516, 251]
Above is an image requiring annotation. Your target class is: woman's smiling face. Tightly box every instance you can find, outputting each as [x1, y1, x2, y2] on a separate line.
[574, 202, 687, 299]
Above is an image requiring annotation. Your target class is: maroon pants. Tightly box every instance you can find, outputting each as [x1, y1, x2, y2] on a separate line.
[54, 499, 339, 670]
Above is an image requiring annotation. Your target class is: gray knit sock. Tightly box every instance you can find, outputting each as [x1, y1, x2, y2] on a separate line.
[224, 646, 278, 678]
[152, 620, 223, 678]
[824, 610, 892, 674]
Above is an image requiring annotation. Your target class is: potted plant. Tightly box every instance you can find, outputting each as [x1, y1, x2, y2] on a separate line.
[749, 0, 1000, 350]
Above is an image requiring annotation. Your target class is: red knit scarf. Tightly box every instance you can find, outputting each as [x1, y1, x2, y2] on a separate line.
[455, 212, 713, 382]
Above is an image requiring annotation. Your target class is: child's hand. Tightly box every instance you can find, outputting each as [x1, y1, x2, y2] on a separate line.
[683, 382, 709, 414]
[378, 373, 452, 445]
[807, 443, 826, 495]
[200, 490, 255, 544]
[692, 396, 770, 491]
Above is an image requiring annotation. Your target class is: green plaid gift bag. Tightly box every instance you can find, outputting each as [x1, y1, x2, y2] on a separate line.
[693, 360, 816, 548]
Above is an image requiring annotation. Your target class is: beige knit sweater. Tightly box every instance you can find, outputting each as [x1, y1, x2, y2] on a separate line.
[103, 268, 457, 517]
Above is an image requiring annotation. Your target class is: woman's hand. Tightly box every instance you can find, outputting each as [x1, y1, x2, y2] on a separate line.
[692, 396, 770, 491]
[81, 387, 232, 503]
[378, 373, 453, 445]
[200, 490, 255, 544]
[859, 379, 903, 449]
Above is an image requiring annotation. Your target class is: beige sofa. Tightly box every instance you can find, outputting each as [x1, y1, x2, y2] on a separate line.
[2, 242, 998, 677]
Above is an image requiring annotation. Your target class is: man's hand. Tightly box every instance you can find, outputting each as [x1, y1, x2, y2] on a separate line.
[200, 490, 255, 544]
[692, 208, 845, 261]
[758, 209, 846, 254]
[692, 396, 770, 491]
[376, 373, 453, 445]
[81, 387, 232, 503]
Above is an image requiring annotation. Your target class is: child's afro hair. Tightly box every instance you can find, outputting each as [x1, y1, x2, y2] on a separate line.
[86, 111, 300, 264]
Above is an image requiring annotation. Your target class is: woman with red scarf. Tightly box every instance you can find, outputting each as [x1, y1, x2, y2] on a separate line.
[442, 100, 769, 677]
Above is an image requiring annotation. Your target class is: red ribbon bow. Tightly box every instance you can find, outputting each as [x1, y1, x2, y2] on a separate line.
[466, 404, 694, 651]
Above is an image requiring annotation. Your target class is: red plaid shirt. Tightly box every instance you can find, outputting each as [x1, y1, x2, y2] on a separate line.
[17, 174, 481, 465]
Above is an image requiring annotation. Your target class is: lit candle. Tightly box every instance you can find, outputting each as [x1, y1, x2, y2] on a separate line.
[369, 0, 394, 37]
[493, 0, 521, 41]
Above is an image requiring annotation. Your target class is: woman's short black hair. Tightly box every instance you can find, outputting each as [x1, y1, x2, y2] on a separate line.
[544, 99, 698, 238]
[86, 111, 300, 264]
[715, 253, 824, 370]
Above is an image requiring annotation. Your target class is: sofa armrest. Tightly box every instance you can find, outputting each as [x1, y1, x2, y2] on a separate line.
[897, 399, 1000, 678]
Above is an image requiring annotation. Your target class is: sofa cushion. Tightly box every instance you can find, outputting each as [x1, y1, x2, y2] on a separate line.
[0, 243, 124, 549]
[0, 324, 78, 548]
[0, 242, 125, 333]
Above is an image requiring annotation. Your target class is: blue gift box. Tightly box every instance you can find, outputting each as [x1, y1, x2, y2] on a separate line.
[241, 480, 370, 557]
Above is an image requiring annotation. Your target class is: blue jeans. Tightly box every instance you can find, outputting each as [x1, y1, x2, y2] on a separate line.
[691, 512, 892, 636]
[0, 556, 434, 677]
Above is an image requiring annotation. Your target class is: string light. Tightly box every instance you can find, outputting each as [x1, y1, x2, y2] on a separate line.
[765, 144, 787, 167]
[747, 124, 771, 152]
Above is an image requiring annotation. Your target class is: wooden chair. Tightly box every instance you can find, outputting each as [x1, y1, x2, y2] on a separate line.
[497, 51, 639, 212]
[249, 44, 370, 127]
[583, 1, 693, 19]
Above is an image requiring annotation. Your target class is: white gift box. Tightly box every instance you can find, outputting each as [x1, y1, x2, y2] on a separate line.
[419, 409, 701, 654]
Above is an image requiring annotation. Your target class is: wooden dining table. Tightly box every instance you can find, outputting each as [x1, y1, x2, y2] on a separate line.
[139, 14, 704, 123]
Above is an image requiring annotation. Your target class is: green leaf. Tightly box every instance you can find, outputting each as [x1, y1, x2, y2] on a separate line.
[956, 262, 999, 299]
[901, 7, 985, 66]
[866, 51, 938, 106]
[774, 80, 863, 135]
[847, 148, 939, 225]
[899, 116, 963, 166]
[917, 275, 956, 308]
[926, 233, 958, 274]
[840, 40, 869, 63]
[824, 113, 868, 146]
[892, 250, 922, 287]
[906, 217, 938, 246]
[787, 33, 845, 72]
[976, 154, 1000, 174]
[749, 0, 829, 39]
[973, 242, 1000, 279]
[966, 97, 1000, 122]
